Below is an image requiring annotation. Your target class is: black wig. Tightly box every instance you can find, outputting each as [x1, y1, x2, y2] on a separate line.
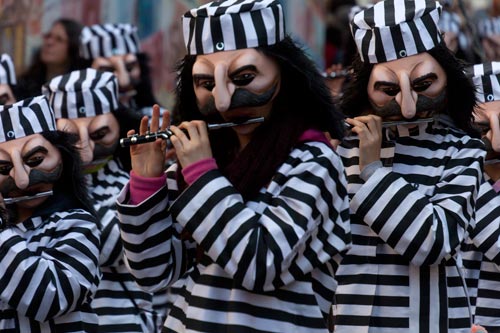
[339, 41, 480, 138]
[173, 36, 345, 200]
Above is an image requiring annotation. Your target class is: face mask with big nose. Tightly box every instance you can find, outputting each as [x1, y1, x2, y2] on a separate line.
[193, 48, 281, 121]
[367, 52, 448, 121]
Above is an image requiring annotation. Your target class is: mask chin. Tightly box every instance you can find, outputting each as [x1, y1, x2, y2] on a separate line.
[83, 156, 113, 174]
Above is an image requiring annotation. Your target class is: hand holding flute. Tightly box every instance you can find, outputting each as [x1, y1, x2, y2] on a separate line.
[129, 104, 172, 178]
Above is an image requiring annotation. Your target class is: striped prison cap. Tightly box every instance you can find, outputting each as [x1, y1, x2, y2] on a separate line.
[182, 0, 285, 55]
[466, 62, 500, 103]
[0, 54, 16, 86]
[0, 95, 56, 142]
[80, 23, 140, 60]
[42, 68, 119, 119]
[350, 0, 443, 64]
[476, 17, 500, 39]
[439, 10, 461, 35]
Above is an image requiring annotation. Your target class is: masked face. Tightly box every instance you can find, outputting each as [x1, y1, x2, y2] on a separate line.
[0, 134, 62, 212]
[192, 48, 280, 144]
[56, 113, 119, 172]
[92, 54, 140, 105]
[367, 52, 448, 121]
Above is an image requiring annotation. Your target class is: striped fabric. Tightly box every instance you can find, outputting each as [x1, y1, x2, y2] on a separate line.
[0, 95, 56, 142]
[439, 10, 461, 34]
[461, 178, 500, 331]
[477, 17, 500, 38]
[0, 54, 16, 85]
[87, 158, 167, 332]
[335, 117, 485, 333]
[117, 141, 351, 333]
[182, 0, 285, 55]
[466, 62, 500, 103]
[0, 207, 100, 332]
[350, 0, 443, 63]
[80, 23, 140, 60]
[42, 68, 119, 118]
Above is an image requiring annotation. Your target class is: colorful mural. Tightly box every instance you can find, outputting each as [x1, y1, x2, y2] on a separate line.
[0, 0, 327, 108]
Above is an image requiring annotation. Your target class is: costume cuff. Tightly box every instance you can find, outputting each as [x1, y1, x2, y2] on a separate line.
[182, 158, 218, 185]
[492, 179, 500, 193]
[129, 170, 167, 205]
[360, 161, 383, 181]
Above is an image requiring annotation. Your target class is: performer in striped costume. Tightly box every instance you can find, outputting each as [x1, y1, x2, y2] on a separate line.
[42, 68, 166, 332]
[0, 95, 100, 332]
[116, 0, 351, 332]
[0, 53, 17, 106]
[460, 62, 500, 333]
[334, 0, 486, 332]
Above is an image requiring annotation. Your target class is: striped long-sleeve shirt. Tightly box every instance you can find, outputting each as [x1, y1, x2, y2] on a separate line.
[334, 117, 485, 333]
[460, 176, 500, 331]
[117, 141, 352, 333]
[87, 158, 167, 332]
[0, 194, 100, 332]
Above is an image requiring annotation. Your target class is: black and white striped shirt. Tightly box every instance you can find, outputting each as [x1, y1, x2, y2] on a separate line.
[117, 141, 351, 333]
[88, 158, 166, 332]
[335, 118, 485, 333]
[461, 177, 500, 331]
[0, 200, 100, 332]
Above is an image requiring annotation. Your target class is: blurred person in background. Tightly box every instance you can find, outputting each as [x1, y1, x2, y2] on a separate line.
[80, 23, 160, 116]
[15, 18, 85, 100]
[0, 53, 18, 106]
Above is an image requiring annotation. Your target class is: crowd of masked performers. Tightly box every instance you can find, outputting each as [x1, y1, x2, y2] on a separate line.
[4, 0, 500, 332]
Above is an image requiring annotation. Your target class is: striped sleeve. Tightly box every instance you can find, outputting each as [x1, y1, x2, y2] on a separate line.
[350, 138, 484, 266]
[171, 143, 351, 292]
[0, 210, 100, 322]
[468, 180, 500, 265]
[116, 181, 187, 292]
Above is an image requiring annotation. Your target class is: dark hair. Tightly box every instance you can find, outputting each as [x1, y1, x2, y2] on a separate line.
[133, 52, 158, 108]
[339, 42, 480, 137]
[42, 130, 95, 215]
[15, 18, 85, 100]
[174, 36, 345, 200]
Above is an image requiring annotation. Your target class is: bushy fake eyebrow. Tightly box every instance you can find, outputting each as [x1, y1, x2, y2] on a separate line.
[373, 72, 438, 90]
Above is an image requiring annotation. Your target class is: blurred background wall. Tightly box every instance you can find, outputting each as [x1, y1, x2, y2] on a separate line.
[0, 0, 327, 108]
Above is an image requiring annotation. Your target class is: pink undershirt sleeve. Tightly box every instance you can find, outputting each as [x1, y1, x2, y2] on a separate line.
[129, 170, 167, 205]
[182, 158, 218, 185]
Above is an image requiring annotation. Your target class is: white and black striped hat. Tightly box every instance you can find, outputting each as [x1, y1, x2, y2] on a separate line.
[0, 54, 16, 86]
[439, 10, 461, 34]
[350, 0, 443, 63]
[466, 62, 500, 103]
[182, 0, 285, 55]
[0, 95, 56, 142]
[80, 23, 140, 60]
[476, 17, 500, 39]
[42, 68, 119, 119]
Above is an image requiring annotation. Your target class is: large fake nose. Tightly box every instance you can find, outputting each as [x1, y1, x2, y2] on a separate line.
[114, 59, 131, 90]
[77, 128, 95, 164]
[10, 156, 30, 190]
[211, 64, 235, 112]
[395, 74, 418, 119]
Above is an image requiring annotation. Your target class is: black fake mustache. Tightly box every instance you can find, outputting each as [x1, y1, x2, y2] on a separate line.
[370, 90, 447, 119]
[200, 84, 278, 117]
[0, 165, 62, 196]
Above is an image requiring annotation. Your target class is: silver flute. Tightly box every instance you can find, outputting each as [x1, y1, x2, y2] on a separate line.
[3, 190, 53, 204]
[344, 117, 435, 131]
[322, 69, 352, 79]
[120, 117, 265, 147]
